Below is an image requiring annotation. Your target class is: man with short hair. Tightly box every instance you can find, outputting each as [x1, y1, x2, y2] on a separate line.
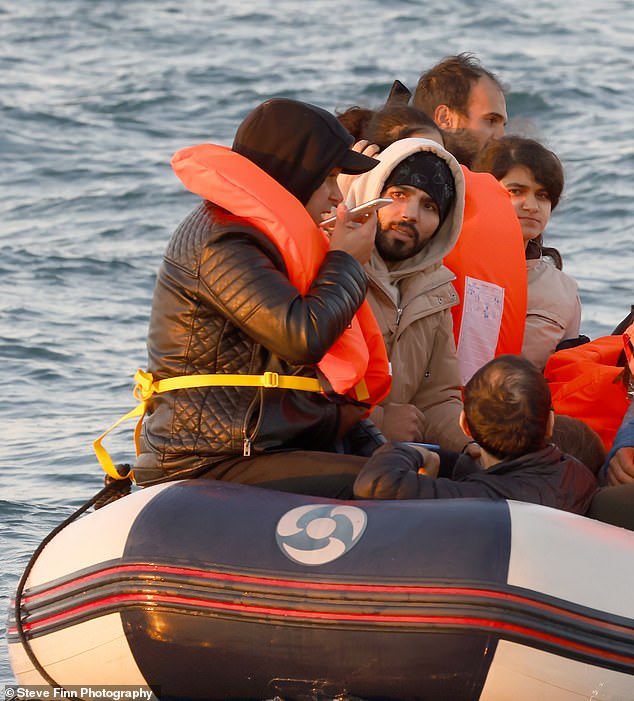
[414, 52, 507, 144]
[345, 137, 470, 451]
[411, 54, 527, 381]
[353, 355, 598, 515]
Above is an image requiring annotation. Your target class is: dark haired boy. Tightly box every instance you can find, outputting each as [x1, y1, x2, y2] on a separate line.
[354, 355, 598, 514]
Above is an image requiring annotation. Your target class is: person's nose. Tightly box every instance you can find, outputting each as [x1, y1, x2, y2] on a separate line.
[401, 198, 418, 221]
[330, 182, 343, 205]
[522, 193, 539, 211]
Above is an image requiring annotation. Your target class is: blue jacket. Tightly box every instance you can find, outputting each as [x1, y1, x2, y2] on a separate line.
[601, 402, 634, 479]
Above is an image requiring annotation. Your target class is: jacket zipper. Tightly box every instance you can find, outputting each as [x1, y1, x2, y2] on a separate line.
[242, 388, 263, 456]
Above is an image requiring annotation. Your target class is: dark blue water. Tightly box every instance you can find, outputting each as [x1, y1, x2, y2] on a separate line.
[1, 0, 633, 685]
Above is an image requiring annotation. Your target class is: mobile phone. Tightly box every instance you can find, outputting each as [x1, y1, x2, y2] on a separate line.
[319, 197, 393, 227]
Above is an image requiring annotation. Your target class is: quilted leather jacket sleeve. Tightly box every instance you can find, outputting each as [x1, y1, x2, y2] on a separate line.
[194, 229, 367, 366]
[136, 203, 371, 484]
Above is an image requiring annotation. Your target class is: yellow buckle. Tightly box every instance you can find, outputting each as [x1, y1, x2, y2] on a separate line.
[262, 371, 279, 388]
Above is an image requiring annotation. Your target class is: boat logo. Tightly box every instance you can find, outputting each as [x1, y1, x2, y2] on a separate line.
[276, 504, 367, 566]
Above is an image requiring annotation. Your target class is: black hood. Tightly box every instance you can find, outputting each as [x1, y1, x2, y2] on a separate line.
[232, 98, 378, 205]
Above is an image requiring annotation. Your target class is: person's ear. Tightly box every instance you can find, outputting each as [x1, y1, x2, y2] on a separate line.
[434, 104, 457, 130]
[545, 410, 555, 441]
[459, 410, 472, 437]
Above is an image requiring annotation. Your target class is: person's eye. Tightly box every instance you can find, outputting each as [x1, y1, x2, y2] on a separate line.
[537, 191, 551, 201]
[506, 188, 521, 196]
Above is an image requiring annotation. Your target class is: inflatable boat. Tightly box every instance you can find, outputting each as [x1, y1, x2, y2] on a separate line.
[8, 479, 634, 700]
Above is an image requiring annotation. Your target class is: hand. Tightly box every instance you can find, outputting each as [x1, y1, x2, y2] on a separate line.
[328, 202, 377, 265]
[380, 402, 426, 442]
[337, 140, 381, 199]
[462, 441, 482, 461]
[409, 445, 440, 479]
[606, 447, 634, 486]
[353, 139, 381, 157]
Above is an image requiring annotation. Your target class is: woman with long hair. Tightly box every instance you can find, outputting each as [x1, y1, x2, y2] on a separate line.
[472, 136, 581, 369]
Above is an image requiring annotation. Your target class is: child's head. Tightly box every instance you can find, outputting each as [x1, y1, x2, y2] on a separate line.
[462, 355, 553, 460]
[551, 415, 606, 476]
[363, 105, 444, 150]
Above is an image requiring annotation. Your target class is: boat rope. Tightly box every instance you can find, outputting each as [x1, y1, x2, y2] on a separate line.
[13, 473, 130, 693]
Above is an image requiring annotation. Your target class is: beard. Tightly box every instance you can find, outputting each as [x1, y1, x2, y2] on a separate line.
[442, 128, 486, 168]
[375, 221, 429, 263]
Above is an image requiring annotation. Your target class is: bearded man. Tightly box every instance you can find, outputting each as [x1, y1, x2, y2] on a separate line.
[346, 138, 471, 451]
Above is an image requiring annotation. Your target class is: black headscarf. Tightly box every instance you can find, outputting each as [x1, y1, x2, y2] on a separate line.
[233, 98, 378, 205]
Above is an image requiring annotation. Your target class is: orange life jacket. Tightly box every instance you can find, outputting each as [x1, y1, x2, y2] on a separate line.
[171, 143, 392, 407]
[544, 323, 634, 451]
[444, 168, 527, 369]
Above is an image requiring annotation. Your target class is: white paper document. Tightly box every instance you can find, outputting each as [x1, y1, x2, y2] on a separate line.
[456, 276, 505, 385]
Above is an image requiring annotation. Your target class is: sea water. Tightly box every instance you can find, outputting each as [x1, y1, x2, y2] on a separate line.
[1, 0, 633, 687]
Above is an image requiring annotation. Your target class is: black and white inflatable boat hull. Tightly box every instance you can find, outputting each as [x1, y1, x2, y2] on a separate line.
[9, 479, 634, 700]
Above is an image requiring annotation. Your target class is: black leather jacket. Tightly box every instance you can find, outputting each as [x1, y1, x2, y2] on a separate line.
[134, 201, 369, 485]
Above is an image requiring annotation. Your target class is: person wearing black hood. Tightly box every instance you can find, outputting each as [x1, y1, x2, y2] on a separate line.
[132, 98, 392, 496]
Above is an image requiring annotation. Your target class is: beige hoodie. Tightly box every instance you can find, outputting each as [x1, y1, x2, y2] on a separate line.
[346, 138, 469, 451]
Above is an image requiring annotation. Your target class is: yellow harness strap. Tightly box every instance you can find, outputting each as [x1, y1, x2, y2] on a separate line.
[93, 370, 323, 481]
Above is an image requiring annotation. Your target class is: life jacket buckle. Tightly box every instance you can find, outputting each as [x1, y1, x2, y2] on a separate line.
[262, 371, 279, 388]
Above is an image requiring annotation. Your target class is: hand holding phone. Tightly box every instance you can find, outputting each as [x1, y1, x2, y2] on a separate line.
[319, 198, 392, 228]
[327, 201, 381, 265]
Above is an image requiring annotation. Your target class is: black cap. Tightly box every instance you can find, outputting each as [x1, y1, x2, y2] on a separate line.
[232, 98, 378, 204]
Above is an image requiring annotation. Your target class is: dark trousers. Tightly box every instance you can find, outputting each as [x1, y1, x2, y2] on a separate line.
[203, 450, 368, 499]
[586, 484, 634, 531]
